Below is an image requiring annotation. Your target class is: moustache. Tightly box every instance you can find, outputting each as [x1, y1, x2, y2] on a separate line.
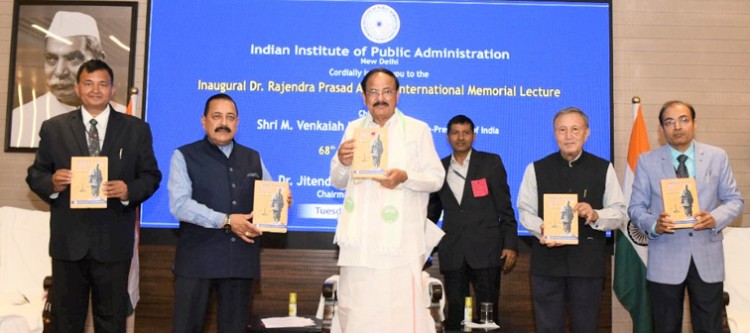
[49, 82, 75, 90]
[215, 126, 231, 133]
[373, 101, 389, 107]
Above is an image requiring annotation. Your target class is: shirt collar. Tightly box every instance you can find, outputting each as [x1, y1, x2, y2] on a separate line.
[668, 141, 695, 162]
[81, 105, 111, 130]
[560, 150, 583, 167]
[450, 149, 472, 167]
[217, 140, 234, 157]
[365, 109, 400, 128]
[367, 117, 395, 128]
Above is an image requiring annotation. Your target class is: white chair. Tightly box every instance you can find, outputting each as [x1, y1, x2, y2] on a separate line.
[0, 206, 136, 333]
[723, 226, 750, 332]
[0, 206, 51, 333]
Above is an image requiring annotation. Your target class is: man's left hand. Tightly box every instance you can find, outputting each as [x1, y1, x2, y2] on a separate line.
[501, 249, 517, 273]
[378, 169, 407, 189]
[102, 181, 128, 201]
[693, 211, 717, 230]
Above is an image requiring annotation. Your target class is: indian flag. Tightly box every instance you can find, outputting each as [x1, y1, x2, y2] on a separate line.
[613, 97, 653, 332]
[126, 88, 137, 116]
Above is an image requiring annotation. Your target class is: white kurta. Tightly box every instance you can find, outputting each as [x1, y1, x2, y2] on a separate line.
[330, 111, 444, 332]
[334, 262, 436, 333]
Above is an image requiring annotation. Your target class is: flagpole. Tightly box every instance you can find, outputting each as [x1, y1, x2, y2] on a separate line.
[126, 86, 141, 312]
[127, 87, 139, 116]
[613, 96, 653, 333]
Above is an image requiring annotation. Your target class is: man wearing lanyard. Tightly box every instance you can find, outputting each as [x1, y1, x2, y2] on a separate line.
[427, 114, 518, 329]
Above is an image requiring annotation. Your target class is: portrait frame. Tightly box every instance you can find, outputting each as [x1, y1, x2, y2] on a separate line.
[5, 0, 137, 152]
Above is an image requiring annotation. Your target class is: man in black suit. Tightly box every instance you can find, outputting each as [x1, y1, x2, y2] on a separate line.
[428, 115, 518, 330]
[26, 59, 161, 333]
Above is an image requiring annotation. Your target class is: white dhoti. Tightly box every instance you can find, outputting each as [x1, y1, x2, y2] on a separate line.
[333, 260, 436, 333]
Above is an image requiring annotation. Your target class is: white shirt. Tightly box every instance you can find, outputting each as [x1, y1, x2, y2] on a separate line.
[49, 106, 125, 203]
[81, 106, 111, 152]
[447, 150, 472, 205]
[517, 154, 627, 239]
[168, 141, 272, 229]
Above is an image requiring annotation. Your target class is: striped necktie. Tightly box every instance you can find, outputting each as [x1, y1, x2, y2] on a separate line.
[675, 154, 688, 178]
[88, 119, 100, 156]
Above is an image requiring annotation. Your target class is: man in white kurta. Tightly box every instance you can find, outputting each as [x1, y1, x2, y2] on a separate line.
[330, 68, 444, 333]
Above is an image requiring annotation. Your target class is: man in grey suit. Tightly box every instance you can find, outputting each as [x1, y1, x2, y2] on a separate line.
[629, 100, 744, 333]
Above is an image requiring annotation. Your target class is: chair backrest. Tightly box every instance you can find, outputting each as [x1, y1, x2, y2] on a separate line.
[724, 227, 750, 331]
[320, 276, 338, 333]
[426, 278, 444, 333]
[0, 206, 51, 303]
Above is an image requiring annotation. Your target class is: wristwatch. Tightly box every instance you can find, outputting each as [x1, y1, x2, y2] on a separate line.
[222, 214, 231, 233]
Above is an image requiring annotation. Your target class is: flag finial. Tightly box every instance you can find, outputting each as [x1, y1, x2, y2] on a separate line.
[632, 96, 640, 104]
[129, 87, 139, 95]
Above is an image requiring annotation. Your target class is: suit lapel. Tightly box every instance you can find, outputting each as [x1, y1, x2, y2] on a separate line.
[462, 150, 480, 204]
[68, 109, 90, 156]
[693, 142, 706, 184]
[441, 157, 450, 176]
[440, 157, 460, 206]
[101, 108, 123, 156]
[659, 145, 675, 179]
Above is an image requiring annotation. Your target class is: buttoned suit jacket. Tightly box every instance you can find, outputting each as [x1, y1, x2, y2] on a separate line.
[26, 107, 162, 263]
[428, 149, 518, 272]
[628, 141, 743, 284]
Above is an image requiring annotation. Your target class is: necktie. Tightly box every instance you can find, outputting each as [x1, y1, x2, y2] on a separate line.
[88, 119, 100, 156]
[676, 154, 688, 178]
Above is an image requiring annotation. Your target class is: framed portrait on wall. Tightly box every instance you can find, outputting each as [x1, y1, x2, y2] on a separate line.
[5, 1, 137, 151]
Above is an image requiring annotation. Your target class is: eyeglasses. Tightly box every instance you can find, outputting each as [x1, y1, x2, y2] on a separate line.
[662, 116, 691, 128]
[365, 89, 395, 97]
